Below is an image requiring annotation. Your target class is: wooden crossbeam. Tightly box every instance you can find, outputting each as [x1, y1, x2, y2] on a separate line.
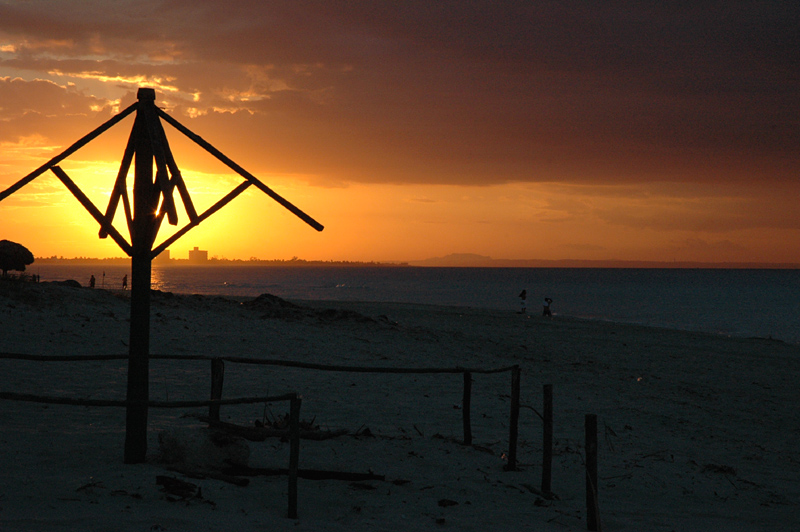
[100, 127, 137, 239]
[149, 169, 171, 248]
[156, 108, 324, 232]
[139, 100, 178, 226]
[50, 166, 133, 256]
[0, 102, 138, 202]
[152, 111, 198, 222]
[151, 181, 252, 259]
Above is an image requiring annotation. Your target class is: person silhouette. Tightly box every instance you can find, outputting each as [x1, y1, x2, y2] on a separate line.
[542, 297, 553, 317]
[518, 290, 527, 314]
[89, 275, 95, 288]
[122, 274, 128, 290]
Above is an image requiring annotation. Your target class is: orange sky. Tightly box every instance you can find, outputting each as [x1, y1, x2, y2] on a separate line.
[1, 2, 799, 263]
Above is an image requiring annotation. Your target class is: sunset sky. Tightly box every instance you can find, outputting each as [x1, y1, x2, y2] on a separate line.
[1, 1, 798, 263]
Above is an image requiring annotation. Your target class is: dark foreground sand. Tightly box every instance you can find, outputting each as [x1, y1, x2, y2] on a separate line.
[1, 282, 799, 531]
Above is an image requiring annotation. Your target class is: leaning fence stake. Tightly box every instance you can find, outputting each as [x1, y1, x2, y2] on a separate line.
[585, 413, 600, 531]
[504, 365, 520, 471]
[288, 394, 301, 519]
[542, 384, 553, 493]
[462, 371, 473, 445]
[209, 358, 224, 421]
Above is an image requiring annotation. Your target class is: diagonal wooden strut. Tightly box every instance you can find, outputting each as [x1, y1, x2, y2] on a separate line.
[100, 125, 137, 239]
[155, 108, 324, 232]
[152, 109, 198, 222]
[139, 97, 178, 226]
[0, 102, 138, 202]
[50, 166, 134, 256]
[151, 181, 252, 259]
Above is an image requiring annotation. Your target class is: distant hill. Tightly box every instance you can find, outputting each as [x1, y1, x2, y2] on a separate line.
[409, 253, 496, 267]
[33, 254, 800, 269]
[409, 253, 800, 269]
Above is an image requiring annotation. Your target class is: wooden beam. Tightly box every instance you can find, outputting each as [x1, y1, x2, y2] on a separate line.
[585, 413, 600, 531]
[151, 181, 251, 259]
[125, 88, 157, 464]
[0, 390, 299, 408]
[462, 371, 473, 445]
[155, 108, 324, 232]
[542, 384, 554, 494]
[152, 111, 198, 222]
[49, 166, 133, 256]
[288, 394, 301, 519]
[504, 365, 521, 471]
[0, 102, 138, 202]
[100, 128, 136, 239]
[139, 99, 178, 226]
[128, 110, 157, 247]
[209, 358, 225, 421]
[149, 169, 171, 248]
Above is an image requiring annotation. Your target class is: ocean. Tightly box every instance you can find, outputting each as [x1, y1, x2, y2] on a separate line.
[28, 264, 800, 344]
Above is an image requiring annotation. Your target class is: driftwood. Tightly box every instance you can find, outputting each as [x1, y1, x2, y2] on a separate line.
[156, 475, 203, 499]
[166, 466, 250, 487]
[224, 464, 384, 482]
[201, 417, 348, 441]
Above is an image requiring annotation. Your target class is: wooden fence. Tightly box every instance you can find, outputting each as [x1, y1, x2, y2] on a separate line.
[202, 356, 521, 468]
[0, 352, 523, 518]
[0, 352, 303, 518]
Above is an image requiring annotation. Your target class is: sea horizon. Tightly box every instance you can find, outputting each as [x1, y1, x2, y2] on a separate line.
[31, 253, 800, 270]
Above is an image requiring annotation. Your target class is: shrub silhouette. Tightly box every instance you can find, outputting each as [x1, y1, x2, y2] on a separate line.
[0, 239, 35, 277]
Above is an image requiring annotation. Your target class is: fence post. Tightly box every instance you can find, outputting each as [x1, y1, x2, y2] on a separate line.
[504, 365, 520, 471]
[462, 371, 472, 445]
[585, 413, 599, 531]
[542, 384, 553, 493]
[288, 394, 301, 519]
[209, 358, 225, 421]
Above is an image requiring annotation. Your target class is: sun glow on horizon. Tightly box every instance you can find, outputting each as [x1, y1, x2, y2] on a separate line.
[3, 158, 800, 264]
[1, 1, 798, 265]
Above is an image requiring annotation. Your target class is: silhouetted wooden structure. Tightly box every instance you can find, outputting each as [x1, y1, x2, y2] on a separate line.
[0, 88, 323, 463]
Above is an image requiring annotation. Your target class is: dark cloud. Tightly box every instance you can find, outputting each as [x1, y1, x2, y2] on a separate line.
[0, 1, 798, 188]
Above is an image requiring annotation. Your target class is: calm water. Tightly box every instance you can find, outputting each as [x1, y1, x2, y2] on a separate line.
[30, 264, 800, 344]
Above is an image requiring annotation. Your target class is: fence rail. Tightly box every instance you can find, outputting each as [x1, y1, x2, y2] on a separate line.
[0, 391, 297, 408]
[0, 351, 523, 516]
[1, 351, 516, 374]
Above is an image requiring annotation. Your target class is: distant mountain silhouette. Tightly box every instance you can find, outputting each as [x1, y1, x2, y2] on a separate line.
[409, 253, 800, 269]
[409, 253, 496, 267]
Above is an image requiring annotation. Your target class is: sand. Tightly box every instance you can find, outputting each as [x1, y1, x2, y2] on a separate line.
[1, 281, 799, 531]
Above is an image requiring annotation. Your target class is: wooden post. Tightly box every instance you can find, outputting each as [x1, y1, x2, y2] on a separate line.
[124, 88, 158, 464]
[542, 384, 553, 493]
[288, 394, 301, 519]
[0, 84, 325, 469]
[504, 365, 520, 471]
[462, 371, 472, 445]
[585, 413, 599, 531]
[209, 358, 225, 421]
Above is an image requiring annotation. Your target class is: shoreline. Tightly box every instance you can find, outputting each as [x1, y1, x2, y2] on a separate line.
[16, 277, 800, 346]
[23, 264, 800, 345]
[102, 284, 800, 346]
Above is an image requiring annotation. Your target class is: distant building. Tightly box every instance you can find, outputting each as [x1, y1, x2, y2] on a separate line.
[188, 246, 208, 263]
[153, 249, 170, 264]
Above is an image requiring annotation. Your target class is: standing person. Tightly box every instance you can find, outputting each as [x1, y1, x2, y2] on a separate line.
[543, 297, 553, 317]
[122, 274, 128, 290]
[89, 275, 95, 288]
[518, 289, 527, 314]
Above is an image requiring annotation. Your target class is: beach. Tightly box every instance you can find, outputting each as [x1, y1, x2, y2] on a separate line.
[1, 281, 799, 531]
